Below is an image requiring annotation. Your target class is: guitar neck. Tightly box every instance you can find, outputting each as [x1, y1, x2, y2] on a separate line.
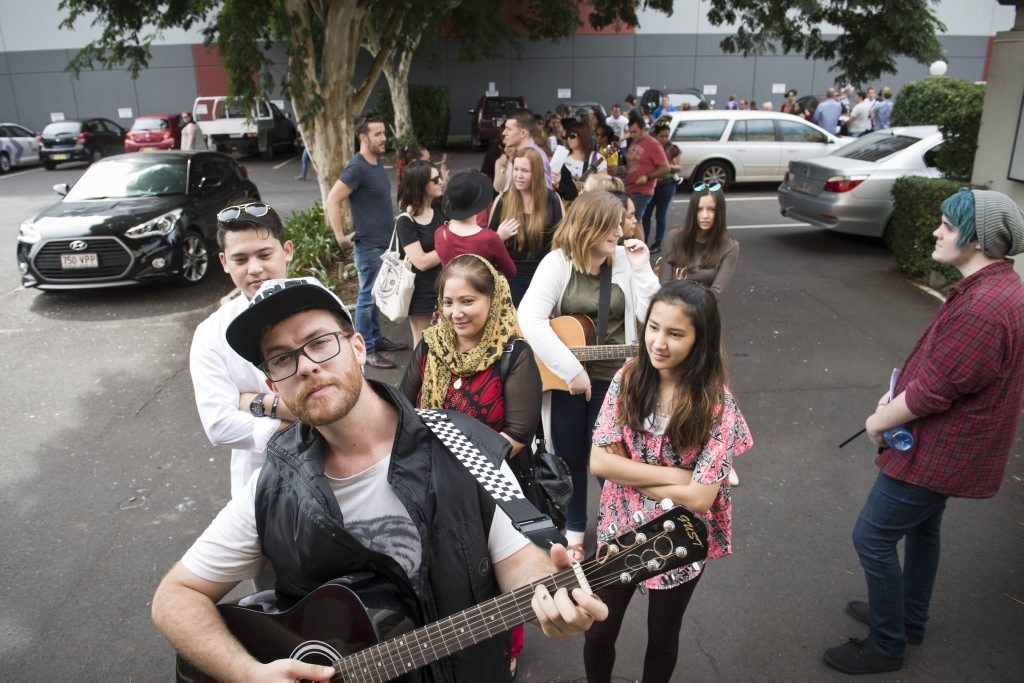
[569, 344, 638, 363]
[332, 568, 580, 681]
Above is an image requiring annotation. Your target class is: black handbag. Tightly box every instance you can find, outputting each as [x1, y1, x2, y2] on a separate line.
[513, 421, 572, 531]
[498, 338, 573, 530]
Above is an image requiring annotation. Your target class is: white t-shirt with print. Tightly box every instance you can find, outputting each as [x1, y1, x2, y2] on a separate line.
[182, 456, 531, 585]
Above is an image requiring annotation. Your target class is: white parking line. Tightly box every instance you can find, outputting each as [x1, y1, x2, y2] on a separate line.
[672, 195, 777, 203]
[730, 222, 810, 229]
[273, 156, 299, 170]
[0, 167, 45, 180]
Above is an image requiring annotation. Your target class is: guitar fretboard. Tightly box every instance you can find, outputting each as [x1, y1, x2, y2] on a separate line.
[333, 568, 580, 681]
[569, 345, 638, 363]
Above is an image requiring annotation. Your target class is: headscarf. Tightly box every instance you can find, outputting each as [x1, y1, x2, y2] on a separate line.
[419, 255, 518, 409]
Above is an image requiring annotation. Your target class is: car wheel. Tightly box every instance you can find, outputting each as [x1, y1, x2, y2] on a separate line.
[43, 159, 57, 170]
[178, 231, 210, 285]
[0, 152, 10, 173]
[694, 160, 734, 189]
[90, 148, 103, 163]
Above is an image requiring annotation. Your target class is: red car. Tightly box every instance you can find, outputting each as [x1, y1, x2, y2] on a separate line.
[125, 114, 183, 152]
[468, 95, 527, 149]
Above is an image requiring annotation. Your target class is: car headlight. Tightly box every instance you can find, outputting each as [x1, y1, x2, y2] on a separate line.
[18, 218, 41, 244]
[125, 208, 184, 239]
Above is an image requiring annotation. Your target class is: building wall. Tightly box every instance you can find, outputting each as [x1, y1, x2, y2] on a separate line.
[0, 0, 1016, 135]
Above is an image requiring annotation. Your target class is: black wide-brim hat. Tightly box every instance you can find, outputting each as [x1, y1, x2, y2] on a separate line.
[443, 171, 494, 220]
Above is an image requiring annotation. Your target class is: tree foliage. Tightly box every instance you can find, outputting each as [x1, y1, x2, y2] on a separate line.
[705, 0, 947, 85]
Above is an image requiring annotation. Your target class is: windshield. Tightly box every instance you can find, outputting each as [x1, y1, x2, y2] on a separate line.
[132, 117, 171, 131]
[44, 122, 83, 135]
[833, 133, 922, 162]
[65, 158, 188, 200]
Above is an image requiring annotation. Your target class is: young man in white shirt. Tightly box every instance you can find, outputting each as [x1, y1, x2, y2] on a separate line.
[189, 202, 297, 497]
[605, 103, 629, 149]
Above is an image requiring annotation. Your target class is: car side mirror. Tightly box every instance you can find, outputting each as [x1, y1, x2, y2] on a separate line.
[53, 183, 70, 196]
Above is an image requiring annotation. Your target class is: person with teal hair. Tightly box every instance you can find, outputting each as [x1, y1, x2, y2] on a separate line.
[825, 188, 1024, 675]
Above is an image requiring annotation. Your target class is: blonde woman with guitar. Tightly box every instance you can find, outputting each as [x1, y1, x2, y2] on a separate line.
[518, 191, 660, 561]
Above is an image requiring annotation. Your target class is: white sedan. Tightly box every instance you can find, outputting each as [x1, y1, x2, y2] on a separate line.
[0, 122, 41, 173]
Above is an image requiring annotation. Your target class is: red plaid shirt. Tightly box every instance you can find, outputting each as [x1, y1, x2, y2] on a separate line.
[877, 260, 1024, 498]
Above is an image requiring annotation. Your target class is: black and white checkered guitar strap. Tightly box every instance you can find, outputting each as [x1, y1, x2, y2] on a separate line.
[419, 409, 567, 548]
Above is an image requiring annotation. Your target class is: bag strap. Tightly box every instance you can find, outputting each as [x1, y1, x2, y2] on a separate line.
[389, 212, 410, 252]
[418, 409, 566, 548]
[596, 261, 612, 344]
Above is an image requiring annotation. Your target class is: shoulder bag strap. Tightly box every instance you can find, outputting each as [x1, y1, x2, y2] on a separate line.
[596, 260, 612, 344]
[418, 409, 566, 548]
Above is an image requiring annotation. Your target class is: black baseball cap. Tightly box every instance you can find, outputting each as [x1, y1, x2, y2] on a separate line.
[226, 277, 354, 366]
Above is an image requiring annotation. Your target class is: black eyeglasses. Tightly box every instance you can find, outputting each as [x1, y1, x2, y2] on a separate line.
[692, 183, 722, 192]
[429, 176, 443, 185]
[217, 202, 270, 223]
[259, 330, 352, 381]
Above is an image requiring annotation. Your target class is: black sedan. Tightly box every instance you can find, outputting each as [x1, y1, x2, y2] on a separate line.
[17, 151, 260, 290]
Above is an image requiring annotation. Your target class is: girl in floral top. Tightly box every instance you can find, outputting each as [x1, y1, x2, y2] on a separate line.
[584, 280, 753, 683]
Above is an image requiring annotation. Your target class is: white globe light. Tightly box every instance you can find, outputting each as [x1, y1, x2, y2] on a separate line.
[929, 60, 948, 77]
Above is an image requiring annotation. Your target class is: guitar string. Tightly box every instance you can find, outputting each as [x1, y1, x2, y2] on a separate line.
[335, 534, 681, 679]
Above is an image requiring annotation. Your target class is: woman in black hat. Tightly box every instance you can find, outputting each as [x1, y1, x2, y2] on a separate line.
[435, 171, 517, 279]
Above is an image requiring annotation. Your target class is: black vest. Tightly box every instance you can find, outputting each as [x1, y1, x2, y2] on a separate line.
[254, 382, 511, 681]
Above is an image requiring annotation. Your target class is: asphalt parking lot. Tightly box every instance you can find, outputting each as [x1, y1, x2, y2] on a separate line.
[1, 148, 1021, 680]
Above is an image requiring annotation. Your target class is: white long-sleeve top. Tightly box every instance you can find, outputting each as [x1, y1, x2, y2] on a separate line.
[189, 294, 280, 497]
[517, 247, 660, 385]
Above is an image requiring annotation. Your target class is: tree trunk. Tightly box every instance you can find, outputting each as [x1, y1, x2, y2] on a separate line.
[383, 45, 416, 141]
[283, 0, 403, 239]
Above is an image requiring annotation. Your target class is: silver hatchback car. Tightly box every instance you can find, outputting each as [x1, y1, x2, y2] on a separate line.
[777, 126, 944, 241]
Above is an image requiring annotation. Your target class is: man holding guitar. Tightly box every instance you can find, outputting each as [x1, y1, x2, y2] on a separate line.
[152, 277, 608, 682]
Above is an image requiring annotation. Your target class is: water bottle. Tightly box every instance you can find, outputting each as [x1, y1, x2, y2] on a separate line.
[882, 426, 914, 452]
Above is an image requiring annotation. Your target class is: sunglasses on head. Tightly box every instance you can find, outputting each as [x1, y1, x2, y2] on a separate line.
[217, 202, 270, 223]
[692, 183, 722, 193]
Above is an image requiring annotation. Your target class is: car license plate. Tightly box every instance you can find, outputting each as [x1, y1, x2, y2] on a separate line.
[144, 147, 157, 152]
[52, 153, 70, 160]
[793, 179, 816, 194]
[60, 253, 99, 269]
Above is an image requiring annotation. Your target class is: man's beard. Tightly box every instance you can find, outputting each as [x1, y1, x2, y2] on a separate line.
[285, 366, 362, 426]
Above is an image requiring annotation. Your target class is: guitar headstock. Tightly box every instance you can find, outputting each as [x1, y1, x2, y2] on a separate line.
[580, 501, 709, 590]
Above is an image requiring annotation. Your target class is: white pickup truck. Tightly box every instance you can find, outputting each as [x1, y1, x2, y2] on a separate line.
[192, 96, 297, 159]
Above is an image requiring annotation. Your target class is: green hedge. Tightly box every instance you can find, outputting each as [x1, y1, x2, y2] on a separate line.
[376, 84, 451, 150]
[891, 77, 985, 181]
[889, 176, 973, 284]
[283, 202, 350, 289]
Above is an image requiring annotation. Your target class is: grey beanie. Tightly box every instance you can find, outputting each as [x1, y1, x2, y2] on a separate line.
[972, 190, 1024, 258]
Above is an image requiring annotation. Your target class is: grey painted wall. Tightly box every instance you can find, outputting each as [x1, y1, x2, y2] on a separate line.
[0, 33, 996, 138]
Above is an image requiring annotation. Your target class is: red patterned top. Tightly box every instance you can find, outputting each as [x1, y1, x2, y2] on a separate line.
[592, 367, 753, 589]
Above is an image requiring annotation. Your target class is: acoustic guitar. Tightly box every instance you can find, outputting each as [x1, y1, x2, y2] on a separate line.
[176, 502, 708, 682]
[534, 314, 638, 392]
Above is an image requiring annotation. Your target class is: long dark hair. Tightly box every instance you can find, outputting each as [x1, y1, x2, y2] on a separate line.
[566, 120, 595, 158]
[397, 159, 437, 217]
[616, 281, 726, 452]
[666, 186, 731, 270]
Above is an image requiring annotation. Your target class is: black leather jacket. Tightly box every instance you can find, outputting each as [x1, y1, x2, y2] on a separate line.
[255, 381, 512, 681]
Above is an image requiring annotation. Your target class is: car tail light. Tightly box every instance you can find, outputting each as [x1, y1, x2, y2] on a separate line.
[76, 131, 91, 144]
[37, 135, 43, 145]
[823, 176, 866, 193]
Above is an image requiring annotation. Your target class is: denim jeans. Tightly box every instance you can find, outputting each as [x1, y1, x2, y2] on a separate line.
[629, 193, 653, 234]
[642, 182, 677, 245]
[549, 380, 610, 533]
[852, 471, 948, 658]
[352, 243, 384, 353]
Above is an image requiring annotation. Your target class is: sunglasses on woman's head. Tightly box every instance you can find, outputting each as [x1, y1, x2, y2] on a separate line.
[217, 202, 270, 223]
[692, 183, 722, 193]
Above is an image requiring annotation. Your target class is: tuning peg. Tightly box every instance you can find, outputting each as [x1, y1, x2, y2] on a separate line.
[606, 544, 620, 555]
[675, 546, 689, 559]
[659, 498, 673, 511]
[646, 558, 661, 572]
[618, 572, 631, 585]
[662, 520, 676, 533]
[632, 510, 646, 524]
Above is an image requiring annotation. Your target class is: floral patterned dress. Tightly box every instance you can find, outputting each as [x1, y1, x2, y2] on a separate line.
[592, 367, 753, 589]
